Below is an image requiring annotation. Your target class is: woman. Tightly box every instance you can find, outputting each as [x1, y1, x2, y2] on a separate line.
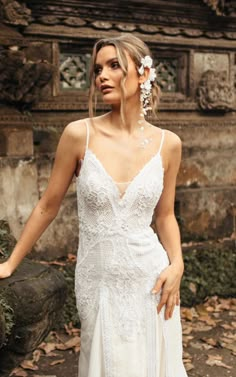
[0, 34, 187, 377]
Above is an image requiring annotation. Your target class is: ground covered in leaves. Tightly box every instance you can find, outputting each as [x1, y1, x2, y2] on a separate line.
[10, 296, 236, 377]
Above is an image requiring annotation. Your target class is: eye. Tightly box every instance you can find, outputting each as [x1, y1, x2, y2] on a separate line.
[94, 66, 102, 76]
[111, 61, 120, 69]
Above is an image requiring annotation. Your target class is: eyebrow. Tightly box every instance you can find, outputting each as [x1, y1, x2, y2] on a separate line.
[95, 57, 118, 67]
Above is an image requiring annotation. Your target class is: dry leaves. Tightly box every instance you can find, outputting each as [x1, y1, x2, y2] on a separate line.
[206, 354, 232, 369]
[181, 296, 236, 372]
[20, 360, 38, 371]
[10, 368, 28, 377]
[11, 296, 235, 376]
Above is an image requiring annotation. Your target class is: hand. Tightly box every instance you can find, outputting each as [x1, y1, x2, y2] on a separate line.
[152, 263, 183, 320]
[0, 260, 13, 279]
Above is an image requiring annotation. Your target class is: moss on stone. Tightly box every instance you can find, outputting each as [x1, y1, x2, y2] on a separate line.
[0, 295, 14, 346]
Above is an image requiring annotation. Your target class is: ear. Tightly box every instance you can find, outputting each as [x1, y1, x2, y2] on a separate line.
[138, 67, 150, 84]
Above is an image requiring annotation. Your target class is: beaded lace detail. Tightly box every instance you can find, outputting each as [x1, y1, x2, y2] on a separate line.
[75, 122, 170, 377]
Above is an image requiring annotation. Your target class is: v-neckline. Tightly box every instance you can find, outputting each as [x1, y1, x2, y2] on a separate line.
[81, 148, 163, 203]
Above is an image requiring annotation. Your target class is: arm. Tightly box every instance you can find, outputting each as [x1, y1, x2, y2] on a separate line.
[152, 130, 184, 320]
[0, 121, 85, 278]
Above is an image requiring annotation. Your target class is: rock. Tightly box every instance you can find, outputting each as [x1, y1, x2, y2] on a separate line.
[0, 258, 67, 375]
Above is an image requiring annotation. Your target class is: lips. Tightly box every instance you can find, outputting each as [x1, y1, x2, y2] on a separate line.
[101, 85, 113, 93]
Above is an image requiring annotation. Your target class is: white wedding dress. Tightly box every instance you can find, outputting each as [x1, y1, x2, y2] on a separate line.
[75, 120, 188, 377]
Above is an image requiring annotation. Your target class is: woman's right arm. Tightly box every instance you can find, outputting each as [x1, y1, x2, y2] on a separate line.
[0, 121, 85, 278]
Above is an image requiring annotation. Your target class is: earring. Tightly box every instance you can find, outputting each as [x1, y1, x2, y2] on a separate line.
[138, 56, 156, 116]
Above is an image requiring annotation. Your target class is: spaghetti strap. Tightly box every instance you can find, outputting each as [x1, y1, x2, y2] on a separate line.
[158, 129, 165, 154]
[84, 119, 90, 150]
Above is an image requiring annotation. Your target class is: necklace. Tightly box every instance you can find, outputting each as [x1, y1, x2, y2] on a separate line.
[137, 114, 153, 149]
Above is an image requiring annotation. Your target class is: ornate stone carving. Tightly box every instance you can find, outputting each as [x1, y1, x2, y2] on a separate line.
[91, 20, 112, 30]
[63, 17, 86, 27]
[202, 0, 225, 15]
[182, 29, 203, 37]
[203, 0, 236, 16]
[197, 70, 235, 111]
[116, 23, 136, 32]
[0, 47, 54, 108]
[155, 58, 178, 93]
[205, 31, 223, 38]
[60, 53, 91, 90]
[0, 0, 32, 26]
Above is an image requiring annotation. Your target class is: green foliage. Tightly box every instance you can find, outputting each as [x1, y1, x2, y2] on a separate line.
[181, 242, 236, 307]
[53, 262, 80, 327]
[0, 220, 16, 258]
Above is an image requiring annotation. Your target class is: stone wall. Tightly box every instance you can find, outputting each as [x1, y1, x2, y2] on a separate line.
[0, 0, 236, 259]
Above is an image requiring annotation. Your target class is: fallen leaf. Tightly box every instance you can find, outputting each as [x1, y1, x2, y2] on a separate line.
[196, 304, 208, 316]
[198, 315, 216, 326]
[64, 323, 80, 336]
[56, 336, 80, 350]
[45, 352, 61, 357]
[39, 342, 57, 354]
[183, 335, 194, 347]
[182, 324, 193, 335]
[20, 360, 38, 371]
[201, 337, 218, 347]
[223, 342, 236, 355]
[206, 355, 232, 369]
[50, 359, 65, 366]
[220, 323, 234, 330]
[32, 349, 42, 363]
[39, 260, 66, 266]
[185, 363, 194, 371]
[190, 341, 205, 350]
[181, 308, 194, 321]
[183, 351, 192, 359]
[192, 323, 212, 332]
[10, 368, 28, 377]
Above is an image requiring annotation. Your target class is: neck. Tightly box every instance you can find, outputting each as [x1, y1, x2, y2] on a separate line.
[109, 102, 144, 134]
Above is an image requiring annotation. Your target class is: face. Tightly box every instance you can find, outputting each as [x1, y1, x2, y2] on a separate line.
[94, 45, 141, 105]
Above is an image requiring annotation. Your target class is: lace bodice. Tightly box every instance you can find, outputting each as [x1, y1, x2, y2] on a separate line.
[76, 119, 165, 241]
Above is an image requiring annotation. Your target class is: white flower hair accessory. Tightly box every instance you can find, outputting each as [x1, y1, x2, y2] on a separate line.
[138, 55, 156, 115]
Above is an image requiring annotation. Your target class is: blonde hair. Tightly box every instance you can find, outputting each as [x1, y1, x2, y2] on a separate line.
[88, 34, 160, 124]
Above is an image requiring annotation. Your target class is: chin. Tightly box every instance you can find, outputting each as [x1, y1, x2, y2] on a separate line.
[102, 96, 120, 106]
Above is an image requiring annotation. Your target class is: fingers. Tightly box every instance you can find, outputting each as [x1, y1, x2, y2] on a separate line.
[176, 291, 180, 306]
[157, 290, 169, 314]
[164, 295, 176, 320]
[152, 275, 165, 294]
[157, 291, 180, 320]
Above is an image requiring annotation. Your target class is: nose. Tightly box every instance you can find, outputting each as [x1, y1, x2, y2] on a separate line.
[99, 67, 108, 83]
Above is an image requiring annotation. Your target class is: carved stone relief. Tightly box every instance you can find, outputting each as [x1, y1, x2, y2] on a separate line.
[203, 0, 236, 16]
[0, 0, 32, 26]
[197, 70, 235, 111]
[194, 53, 230, 81]
[155, 58, 178, 93]
[0, 46, 54, 108]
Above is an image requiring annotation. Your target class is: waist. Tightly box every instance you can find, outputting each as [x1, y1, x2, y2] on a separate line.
[79, 223, 157, 241]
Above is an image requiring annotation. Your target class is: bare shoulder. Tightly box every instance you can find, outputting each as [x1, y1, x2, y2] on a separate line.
[58, 119, 89, 160]
[161, 129, 182, 171]
[63, 118, 88, 140]
[164, 129, 182, 152]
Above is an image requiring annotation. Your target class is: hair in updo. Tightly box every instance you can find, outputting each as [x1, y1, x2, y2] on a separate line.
[89, 34, 161, 123]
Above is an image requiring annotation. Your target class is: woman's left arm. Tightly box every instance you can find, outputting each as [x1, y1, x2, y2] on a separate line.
[153, 130, 184, 320]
